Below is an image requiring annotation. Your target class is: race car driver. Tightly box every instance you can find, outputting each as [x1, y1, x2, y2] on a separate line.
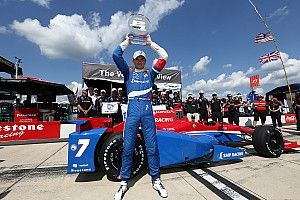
[112, 34, 168, 200]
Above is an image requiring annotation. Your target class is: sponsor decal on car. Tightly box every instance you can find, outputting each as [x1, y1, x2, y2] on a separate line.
[218, 151, 244, 160]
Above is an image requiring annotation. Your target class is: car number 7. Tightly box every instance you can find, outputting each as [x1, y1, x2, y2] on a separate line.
[75, 139, 90, 157]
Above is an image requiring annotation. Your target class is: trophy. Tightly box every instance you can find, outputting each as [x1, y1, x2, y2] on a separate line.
[128, 14, 150, 45]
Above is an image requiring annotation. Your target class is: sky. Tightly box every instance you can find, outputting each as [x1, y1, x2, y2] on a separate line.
[1, 0, 300, 99]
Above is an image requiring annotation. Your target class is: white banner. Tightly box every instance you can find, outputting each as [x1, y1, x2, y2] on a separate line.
[101, 102, 119, 114]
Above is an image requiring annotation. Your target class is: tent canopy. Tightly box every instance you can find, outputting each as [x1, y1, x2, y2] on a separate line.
[266, 83, 300, 96]
[0, 56, 23, 76]
[0, 77, 73, 96]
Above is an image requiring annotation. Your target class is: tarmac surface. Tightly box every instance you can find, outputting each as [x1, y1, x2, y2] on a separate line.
[0, 125, 300, 200]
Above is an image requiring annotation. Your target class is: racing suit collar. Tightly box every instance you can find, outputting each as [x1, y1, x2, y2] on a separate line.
[134, 68, 147, 72]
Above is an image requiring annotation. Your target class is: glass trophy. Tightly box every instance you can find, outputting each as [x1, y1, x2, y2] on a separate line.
[128, 14, 150, 45]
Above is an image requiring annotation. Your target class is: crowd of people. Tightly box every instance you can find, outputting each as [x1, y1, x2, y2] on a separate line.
[182, 90, 291, 129]
[76, 86, 300, 130]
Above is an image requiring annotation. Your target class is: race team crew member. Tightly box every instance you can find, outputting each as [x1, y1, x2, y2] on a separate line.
[77, 89, 93, 118]
[253, 95, 267, 127]
[209, 93, 223, 123]
[197, 90, 209, 122]
[112, 34, 168, 200]
[225, 94, 241, 125]
[293, 93, 300, 131]
[269, 97, 282, 128]
[184, 96, 200, 122]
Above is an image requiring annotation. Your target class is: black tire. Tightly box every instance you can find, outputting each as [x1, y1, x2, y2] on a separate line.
[252, 126, 284, 158]
[97, 132, 147, 180]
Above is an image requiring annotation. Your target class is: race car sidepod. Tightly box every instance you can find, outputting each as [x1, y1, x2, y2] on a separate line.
[67, 127, 107, 174]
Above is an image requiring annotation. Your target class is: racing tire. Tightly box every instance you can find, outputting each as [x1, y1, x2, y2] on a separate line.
[252, 126, 284, 158]
[97, 132, 147, 181]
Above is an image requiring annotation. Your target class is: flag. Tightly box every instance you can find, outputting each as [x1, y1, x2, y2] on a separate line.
[255, 32, 274, 43]
[259, 51, 280, 64]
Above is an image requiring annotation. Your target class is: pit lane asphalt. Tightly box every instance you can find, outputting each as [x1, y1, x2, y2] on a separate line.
[0, 126, 300, 200]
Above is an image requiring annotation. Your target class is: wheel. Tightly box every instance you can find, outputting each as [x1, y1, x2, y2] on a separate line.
[97, 132, 147, 180]
[252, 126, 284, 158]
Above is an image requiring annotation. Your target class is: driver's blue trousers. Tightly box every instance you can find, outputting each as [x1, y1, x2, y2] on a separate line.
[120, 99, 160, 181]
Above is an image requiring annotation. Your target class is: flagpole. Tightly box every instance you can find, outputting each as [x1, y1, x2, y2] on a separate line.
[248, 0, 294, 107]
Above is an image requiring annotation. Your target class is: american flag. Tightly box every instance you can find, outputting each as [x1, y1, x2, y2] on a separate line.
[255, 33, 274, 43]
[259, 51, 280, 64]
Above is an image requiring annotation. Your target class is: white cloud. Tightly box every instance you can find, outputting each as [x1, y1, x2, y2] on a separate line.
[19, 0, 50, 8]
[223, 63, 232, 68]
[0, 26, 9, 34]
[89, 12, 101, 28]
[183, 52, 300, 100]
[192, 56, 211, 73]
[32, 0, 50, 8]
[245, 66, 257, 75]
[10, 0, 184, 59]
[267, 6, 289, 20]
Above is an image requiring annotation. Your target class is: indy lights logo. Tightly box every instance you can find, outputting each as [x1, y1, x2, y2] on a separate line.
[0, 124, 44, 139]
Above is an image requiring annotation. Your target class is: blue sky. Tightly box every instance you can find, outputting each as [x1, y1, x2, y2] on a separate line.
[1, 0, 300, 98]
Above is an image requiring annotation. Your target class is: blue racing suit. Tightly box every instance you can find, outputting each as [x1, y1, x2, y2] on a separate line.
[112, 39, 168, 181]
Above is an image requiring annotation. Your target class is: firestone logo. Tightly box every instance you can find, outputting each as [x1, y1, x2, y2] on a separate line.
[16, 113, 37, 117]
[0, 124, 44, 139]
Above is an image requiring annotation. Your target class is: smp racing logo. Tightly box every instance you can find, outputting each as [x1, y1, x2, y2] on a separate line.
[0, 124, 44, 139]
[218, 151, 244, 160]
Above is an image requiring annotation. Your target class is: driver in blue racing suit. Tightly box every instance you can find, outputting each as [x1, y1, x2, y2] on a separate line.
[113, 35, 168, 200]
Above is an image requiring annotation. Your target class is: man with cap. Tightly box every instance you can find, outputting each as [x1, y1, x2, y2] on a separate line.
[91, 88, 99, 116]
[118, 88, 128, 104]
[185, 95, 200, 122]
[77, 89, 93, 118]
[224, 94, 242, 125]
[209, 93, 223, 123]
[253, 95, 267, 127]
[112, 34, 168, 199]
[108, 88, 121, 123]
[95, 89, 108, 116]
[197, 90, 209, 122]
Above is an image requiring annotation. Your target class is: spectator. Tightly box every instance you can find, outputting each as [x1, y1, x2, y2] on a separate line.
[152, 90, 161, 106]
[95, 89, 108, 116]
[108, 88, 120, 102]
[225, 94, 242, 125]
[160, 91, 172, 109]
[209, 93, 223, 123]
[109, 88, 122, 123]
[184, 96, 199, 122]
[77, 89, 93, 118]
[293, 93, 300, 131]
[172, 91, 181, 103]
[197, 90, 209, 122]
[91, 88, 99, 116]
[118, 88, 128, 104]
[269, 97, 282, 128]
[253, 95, 267, 127]
[14, 98, 24, 108]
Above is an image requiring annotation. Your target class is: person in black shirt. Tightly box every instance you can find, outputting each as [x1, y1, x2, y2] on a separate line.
[77, 89, 93, 118]
[152, 90, 161, 106]
[108, 88, 120, 102]
[269, 97, 282, 128]
[209, 93, 223, 123]
[184, 96, 199, 122]
[118, 88, 128, 104]
[225, 94, 241, 125]
[197, 90, 209, 122]
[160, 91, 173, 109]
[95, 89, 108, 116]
[293, 93, 300, 131]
